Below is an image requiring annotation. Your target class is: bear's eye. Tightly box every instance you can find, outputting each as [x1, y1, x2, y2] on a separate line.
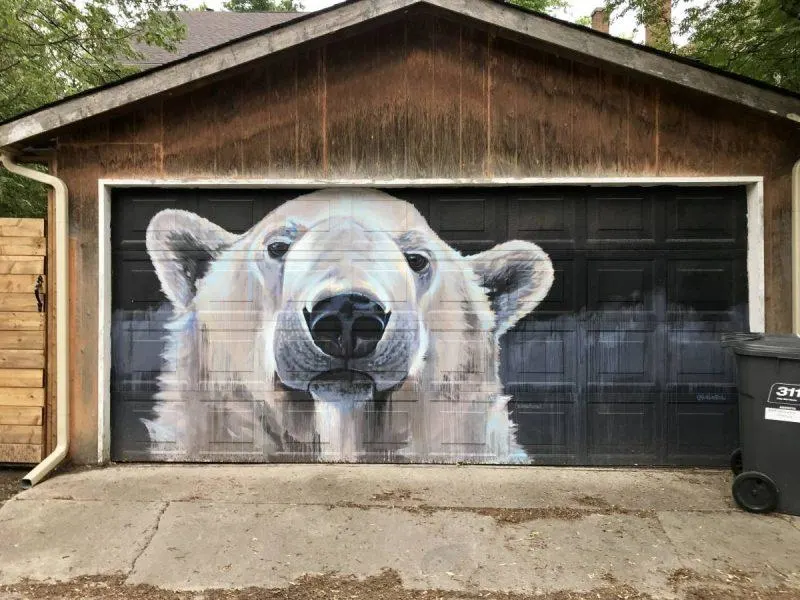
[267, 241, 290, 259]
[404, 253, 429, 273]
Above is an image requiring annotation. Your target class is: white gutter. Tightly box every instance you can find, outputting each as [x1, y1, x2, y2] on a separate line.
[0, 152, 69, 488]
[794, 158, 800, 336]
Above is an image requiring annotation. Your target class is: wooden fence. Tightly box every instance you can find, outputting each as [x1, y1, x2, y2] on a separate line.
[0, 218, 46, 464]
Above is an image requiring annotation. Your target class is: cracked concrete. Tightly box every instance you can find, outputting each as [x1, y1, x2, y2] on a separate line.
[128, 502, 170, 577]
[0, 498, 164, 584]
[126, 502, 682, 595]
[0, 465, 799, 598]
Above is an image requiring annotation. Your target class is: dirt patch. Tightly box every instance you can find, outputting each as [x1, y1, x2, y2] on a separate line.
[2, 570, 799, 600]
[668, 568, 705, 588]
[726, 569, 757, 584]
[672, 474, 712, 485]
[0, 468, 25, 506]
[0, 570, 651, 600]
[666, 567, 788, 599]
[574, 494, 612, 509]
[333, 500, 656, 524]
[668, 567, 758, 588]
[466, 505, 655, 524]
[683, 586, 799, 599]
[370, 489, 415, 502]
[671, 468, 728, 486]
[600, 572, 618, 585]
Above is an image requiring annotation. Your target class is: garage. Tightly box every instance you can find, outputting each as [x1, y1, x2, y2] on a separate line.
[2, 0, 797, 469]
[110, 185, 747, 465]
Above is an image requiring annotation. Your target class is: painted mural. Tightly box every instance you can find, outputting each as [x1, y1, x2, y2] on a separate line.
[142, 188, 554, 462]
[111, 185, 750, 465]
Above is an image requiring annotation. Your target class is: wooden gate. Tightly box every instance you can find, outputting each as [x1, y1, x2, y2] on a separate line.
[0, 218, 46, 464]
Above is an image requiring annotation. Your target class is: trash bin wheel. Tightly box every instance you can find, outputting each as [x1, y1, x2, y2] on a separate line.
[730, 448, 743, 476]
[732, 471, 778, 514]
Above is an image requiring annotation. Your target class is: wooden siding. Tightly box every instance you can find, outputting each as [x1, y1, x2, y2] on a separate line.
[50, 10, 800, 463]
[0, 218, 46, 464]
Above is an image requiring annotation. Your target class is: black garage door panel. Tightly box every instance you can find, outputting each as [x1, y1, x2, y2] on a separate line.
[111, 186, 747, 465]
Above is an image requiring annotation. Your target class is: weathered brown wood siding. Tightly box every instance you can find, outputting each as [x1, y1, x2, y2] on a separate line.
[50, 10, 800, 463]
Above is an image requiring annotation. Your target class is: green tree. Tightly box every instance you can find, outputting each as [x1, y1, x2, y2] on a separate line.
[682, 0, 800, 91]
[223, 0, 303, 11]
[0, 0, 187, 217]
[606, 0, 800, 92]
[508, 0, 568, 12]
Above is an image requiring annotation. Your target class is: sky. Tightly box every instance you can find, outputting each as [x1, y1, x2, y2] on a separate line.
[187, 0, 663, 43]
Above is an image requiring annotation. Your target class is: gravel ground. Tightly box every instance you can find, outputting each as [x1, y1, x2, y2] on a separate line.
[0, 468, 24, 506]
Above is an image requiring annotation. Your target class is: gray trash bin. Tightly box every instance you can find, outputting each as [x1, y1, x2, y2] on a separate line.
[722, 333, 800, 516]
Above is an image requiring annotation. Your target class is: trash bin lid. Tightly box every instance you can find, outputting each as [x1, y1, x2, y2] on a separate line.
[721, 333, 800, 359]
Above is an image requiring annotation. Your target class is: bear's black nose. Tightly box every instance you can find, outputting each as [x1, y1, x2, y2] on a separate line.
[304, 294, 390, 359]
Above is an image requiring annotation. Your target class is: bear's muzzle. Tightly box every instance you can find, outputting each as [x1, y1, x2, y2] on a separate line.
[308, 369, 375, 404]
[303, 293, 390, 360]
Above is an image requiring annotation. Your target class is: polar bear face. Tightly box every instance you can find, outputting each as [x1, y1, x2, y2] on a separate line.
[269, 194, 439, 404]
[146, 188, 554, 460]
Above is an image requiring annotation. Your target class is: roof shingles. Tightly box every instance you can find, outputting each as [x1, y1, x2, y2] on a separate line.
[128, 11, 302, 68]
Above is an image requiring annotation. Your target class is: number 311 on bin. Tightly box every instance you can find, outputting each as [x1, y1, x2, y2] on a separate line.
[770, 384, 800, 401]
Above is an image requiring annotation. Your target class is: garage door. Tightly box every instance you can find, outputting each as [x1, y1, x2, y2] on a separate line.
[111, 186, 748, 465]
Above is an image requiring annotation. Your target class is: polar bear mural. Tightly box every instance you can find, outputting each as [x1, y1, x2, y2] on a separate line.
[144, 188, 554, 462]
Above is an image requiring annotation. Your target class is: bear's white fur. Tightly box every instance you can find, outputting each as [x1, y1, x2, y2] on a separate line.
[145, 188, 554, 462]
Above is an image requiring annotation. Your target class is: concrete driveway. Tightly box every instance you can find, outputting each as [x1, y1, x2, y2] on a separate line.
[0, 465, 798, 599]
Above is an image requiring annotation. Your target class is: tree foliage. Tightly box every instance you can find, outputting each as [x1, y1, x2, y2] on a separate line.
[684, 0, 800, 91]
[0, 0, 186, 123]
[223, 0, 302, 11]
[508, 0, 568, 13]
[606, 0, 800, 92]
[0, 0, 187, 217]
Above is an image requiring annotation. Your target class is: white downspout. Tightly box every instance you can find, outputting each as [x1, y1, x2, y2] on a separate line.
[0, 151, 69, 488]
[793, 158, 800, 336]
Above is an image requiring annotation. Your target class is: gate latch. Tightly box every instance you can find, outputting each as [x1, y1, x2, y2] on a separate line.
[34, 275, 44, 313]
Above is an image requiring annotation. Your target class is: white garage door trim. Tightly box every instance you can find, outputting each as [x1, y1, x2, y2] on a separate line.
[96, 176, 765, 463]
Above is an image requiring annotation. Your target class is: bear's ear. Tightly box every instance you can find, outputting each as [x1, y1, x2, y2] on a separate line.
[467, 240, 554, 336]
[146, 209, 236, 309]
